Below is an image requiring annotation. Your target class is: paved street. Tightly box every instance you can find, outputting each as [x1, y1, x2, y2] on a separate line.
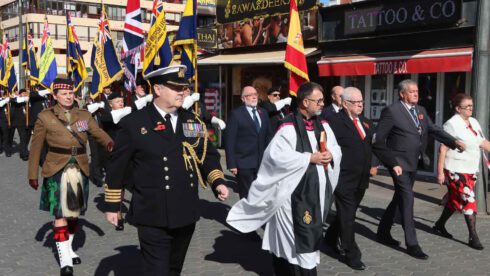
[1, 146, 490, 275]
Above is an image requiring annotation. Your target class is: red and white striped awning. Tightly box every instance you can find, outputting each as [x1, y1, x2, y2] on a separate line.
[317, 48, 473, 76]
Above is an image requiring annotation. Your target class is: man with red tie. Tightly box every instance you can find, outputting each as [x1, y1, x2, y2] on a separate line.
[326, 87, 401, 270]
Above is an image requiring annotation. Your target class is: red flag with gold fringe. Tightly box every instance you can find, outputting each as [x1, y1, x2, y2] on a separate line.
[284, 0, 309, 97]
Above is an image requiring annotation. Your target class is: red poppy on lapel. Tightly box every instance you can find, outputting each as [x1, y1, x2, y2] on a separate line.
[154, 121, 166, 131]
[418, 114, 424, 120]
[363, 122, 369, 129]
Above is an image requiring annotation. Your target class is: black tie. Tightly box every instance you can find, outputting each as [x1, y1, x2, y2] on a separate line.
[409, 107, 420, 128]
[252, 107, 260, 132]
[165, 113, 173, 133]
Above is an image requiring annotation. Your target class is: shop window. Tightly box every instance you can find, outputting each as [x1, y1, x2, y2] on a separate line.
[418, 73, 438, 172]
[369, 75, 388, 122]
[443, 72, 466, 123]
[345, 76, 365, 97]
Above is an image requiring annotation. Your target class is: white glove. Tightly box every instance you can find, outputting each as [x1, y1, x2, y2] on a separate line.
[145, 94, 153, 103]
[134, 97, 147, 110]
[0, 98, 9, 107]
[274, 97, 292, 111]
[15, 96, 29, 103]
[182, 93, 200, 110]
[38, 90, 51, 97]
[87, 102, 104, 113]
[211, 116, 226, 130]
[111, 107, 132, 124]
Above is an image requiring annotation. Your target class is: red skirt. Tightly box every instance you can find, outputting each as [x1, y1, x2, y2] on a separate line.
[444, 169, 477, 215]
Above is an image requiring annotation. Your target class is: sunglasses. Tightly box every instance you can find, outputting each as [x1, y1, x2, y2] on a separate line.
[270, 93, 280, 97]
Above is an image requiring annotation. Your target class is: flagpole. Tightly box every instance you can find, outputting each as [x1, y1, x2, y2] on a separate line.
[66, 14, 70, 79]
[25, 20, 30, 128]
[193, 41, 198, 114]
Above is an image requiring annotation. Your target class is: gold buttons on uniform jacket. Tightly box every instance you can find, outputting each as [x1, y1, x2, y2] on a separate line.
[163, 156, 168, 161]
[164, 167, 169, 171]
[165, 176, 169, 180]
[165, 185, 170, 190]
[190, 173, 193, 178]
[190, 183, 194, 187]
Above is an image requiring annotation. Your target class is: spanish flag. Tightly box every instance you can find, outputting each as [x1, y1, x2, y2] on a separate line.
[284, 0, 309, 97]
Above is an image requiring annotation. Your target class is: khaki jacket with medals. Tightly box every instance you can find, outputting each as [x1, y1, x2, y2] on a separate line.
[28, 104, 113, 180]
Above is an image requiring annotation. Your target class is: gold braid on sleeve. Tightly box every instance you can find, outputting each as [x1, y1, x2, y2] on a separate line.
[207, 169, 225, 185]
[104, 184, 122, 203]
[182, 114, 209, 189]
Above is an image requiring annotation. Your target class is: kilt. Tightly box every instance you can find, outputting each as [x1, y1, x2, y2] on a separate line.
[39, 163, 89, 218]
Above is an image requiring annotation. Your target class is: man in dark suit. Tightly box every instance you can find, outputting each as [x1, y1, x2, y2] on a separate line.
[104, 65, 229, 275]
[374, 79, 465, 259]
[259, 86, 291, 131]
[225, 86, 272, 199]
[321, 85, 343, 121]
[327, 87, 401, 270]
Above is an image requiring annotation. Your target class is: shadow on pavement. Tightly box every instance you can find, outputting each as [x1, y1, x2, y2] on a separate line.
[369, 179, 441, 205]
[199, 199, 232, 228]
[94, 245, 143, 276]
[34, 218, 105, 259]
[205, 230, 273, 276]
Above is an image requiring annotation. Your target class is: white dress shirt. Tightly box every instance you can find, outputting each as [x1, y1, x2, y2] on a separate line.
[153, 103, 178, 132]
[246, 105, 262, 127]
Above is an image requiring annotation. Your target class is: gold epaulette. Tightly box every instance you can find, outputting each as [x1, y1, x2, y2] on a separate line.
[104, 184, 122, 203]
[207, 169, 225, 185]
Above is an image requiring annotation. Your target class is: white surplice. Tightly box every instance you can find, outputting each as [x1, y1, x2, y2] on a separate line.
[226, 122, 341, 269]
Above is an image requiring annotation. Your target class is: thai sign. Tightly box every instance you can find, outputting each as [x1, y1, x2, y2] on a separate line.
[197, 28, 218, 49]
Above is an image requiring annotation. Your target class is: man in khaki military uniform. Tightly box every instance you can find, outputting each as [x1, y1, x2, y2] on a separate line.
[27, 78, 113, 276]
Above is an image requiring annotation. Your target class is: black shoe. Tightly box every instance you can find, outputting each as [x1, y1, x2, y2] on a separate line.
[407, 245, 429, 260]
[469, 237, 484, 250]
[432, 224, 453, 239]
[60, 266, 73, 276]
[72, 257, 81, 265]
[345, 258, 366, 271]
[21, 155, 29, 161]
[115, 218, 125, 231]
[5, 152, 11, 157]
[0, 148, 3, 154]
[376, 232, 400, 247]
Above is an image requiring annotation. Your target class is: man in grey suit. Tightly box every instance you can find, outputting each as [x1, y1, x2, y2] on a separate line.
[373, 79, 466, 260]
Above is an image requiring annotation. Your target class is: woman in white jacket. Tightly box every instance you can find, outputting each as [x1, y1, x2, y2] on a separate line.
[433, 94, 490, 250]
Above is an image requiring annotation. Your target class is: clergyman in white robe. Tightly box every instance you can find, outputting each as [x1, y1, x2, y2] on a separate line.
[226, 120, 341, 270]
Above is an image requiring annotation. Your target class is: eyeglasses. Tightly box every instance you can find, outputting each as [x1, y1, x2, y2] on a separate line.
[459, 105, 473, 110]
[306, 98, 324, 105]
[270, 93, 280, 97]
[243, 93, 258, 98]
[345, 100, 364, 105]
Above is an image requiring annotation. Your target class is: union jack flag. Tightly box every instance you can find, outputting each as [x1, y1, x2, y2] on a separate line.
[122, 0, 145, 91]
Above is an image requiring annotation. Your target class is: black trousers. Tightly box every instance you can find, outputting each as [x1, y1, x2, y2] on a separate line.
[327, 186, 366, 262]
[236, 168, 258, 199]
[9, 126, 31, 157]
[0, 124, 10, 153]
[378, 171, 418, 246]
[272, 255, 317, 276]
[137, 223, 195, 276]
[88, 136, 103, 186]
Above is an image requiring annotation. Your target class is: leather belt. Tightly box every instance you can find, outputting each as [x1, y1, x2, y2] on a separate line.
[49, 146, 86, 156]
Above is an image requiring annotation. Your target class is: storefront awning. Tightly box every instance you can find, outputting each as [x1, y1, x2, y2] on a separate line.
[317, 48, 473, 76]
[198, 48, 318, 65]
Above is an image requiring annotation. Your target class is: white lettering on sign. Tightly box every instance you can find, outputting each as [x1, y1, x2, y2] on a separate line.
[374, 60, 408, 75]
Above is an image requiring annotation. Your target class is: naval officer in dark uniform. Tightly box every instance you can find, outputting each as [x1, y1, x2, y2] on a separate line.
[104, 65, 229, 275]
